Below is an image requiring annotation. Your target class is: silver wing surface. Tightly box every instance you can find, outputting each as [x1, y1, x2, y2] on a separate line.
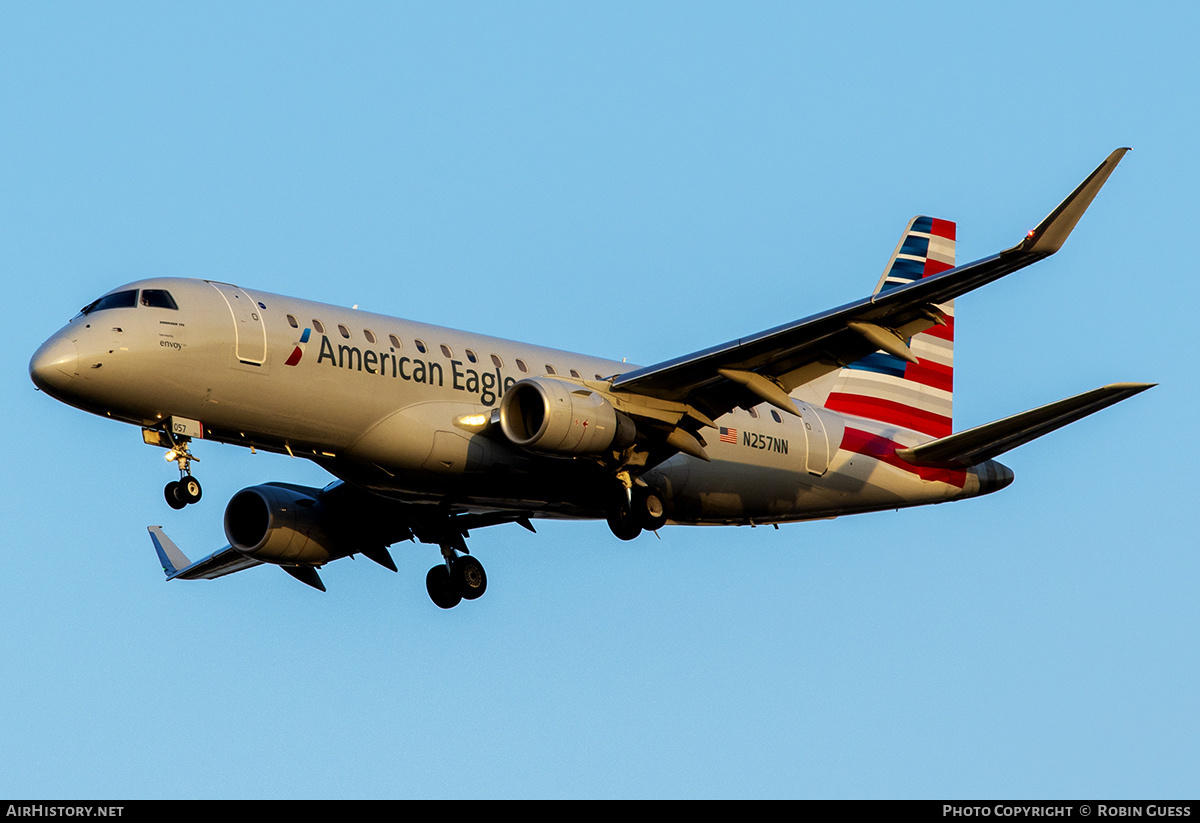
[611, 149, 1130, 422]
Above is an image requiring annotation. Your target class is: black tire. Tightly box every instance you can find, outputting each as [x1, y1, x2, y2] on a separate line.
[426, 565, 462, 609]
[453, 555, 488, 600]
[164, 481, 187, 510]
[606, 503, 642, 541]
[179, 476, 202, 504]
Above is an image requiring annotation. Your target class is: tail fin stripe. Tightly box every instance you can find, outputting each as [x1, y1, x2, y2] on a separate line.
[904, 361, 954, 392]
[827, 394, 952, 438]
[826, 215, 957, 439]
[830, 370, 952, 414]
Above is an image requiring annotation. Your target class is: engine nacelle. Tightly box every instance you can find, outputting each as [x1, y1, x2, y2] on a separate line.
[499, 377, 636, 455]
[224, 483, 341, 565]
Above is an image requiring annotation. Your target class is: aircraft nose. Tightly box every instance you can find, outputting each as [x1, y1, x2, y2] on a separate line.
[30, 335, 79, 394]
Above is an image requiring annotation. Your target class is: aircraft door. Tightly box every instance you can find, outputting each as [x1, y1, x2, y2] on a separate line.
[795, 400, 841, 476]
[207, 282, 267, 367]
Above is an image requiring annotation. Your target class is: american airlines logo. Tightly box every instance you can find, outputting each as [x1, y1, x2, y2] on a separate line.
[284, 328, 311, 366]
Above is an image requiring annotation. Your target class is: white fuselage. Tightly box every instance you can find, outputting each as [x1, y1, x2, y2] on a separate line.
[30, 277, 1009, 526]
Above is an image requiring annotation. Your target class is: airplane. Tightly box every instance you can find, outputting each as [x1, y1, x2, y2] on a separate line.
[29, 148, 1152, 608]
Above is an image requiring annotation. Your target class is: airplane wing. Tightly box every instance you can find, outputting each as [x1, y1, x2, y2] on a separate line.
[149, 525, 263, 580]
[611, 149, 1130, 423]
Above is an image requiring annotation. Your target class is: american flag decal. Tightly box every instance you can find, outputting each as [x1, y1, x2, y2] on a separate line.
[719, 427, 738, 444]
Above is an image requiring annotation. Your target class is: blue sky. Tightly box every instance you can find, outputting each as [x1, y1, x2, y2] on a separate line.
[2, 2, 1196, 798]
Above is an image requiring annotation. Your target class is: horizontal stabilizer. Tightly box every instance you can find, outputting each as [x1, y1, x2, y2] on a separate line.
[895, 382, 1154, 468]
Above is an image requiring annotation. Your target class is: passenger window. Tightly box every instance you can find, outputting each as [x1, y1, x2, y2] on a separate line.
[287, 314, 299, 328]
[140, 289, 178, 310]
[364, 329, 376, 344]
[440, 344, 453, 358]
[491, 354, 503, 368]
[570, 369, 581, 378]
[312, 319, 325, 334]
[338, 324, 351, 339]
[748, 408, 759, 419]
[516, 359, 528, 373]
[466, 349, 478, 364]
[389, 334, 402, 349]
[415, 339, 427, 353]
[545, 365, 556, 375]
[771, 410, 782, 423]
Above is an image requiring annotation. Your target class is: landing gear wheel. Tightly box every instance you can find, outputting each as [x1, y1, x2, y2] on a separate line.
[179, 476, 202, 504]
[453, 555, 488, 600]
[635, 489, 667, 531]
[426, 565, 462, 609]
[606, 503, 642, 541]
[164, 481, 187, 510]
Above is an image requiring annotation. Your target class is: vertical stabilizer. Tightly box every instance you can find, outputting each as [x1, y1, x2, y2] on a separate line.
[825, 216, 956, 438]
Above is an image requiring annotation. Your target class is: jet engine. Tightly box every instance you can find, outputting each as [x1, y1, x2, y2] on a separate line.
[499, 377, 636, 455]
[224, 483, 342, 565]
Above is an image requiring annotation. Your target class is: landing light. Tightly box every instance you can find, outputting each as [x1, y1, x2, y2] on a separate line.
[454, 413, 490, 432]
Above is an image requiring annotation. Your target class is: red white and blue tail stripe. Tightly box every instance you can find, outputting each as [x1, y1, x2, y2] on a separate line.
[825, 216, 956, 438]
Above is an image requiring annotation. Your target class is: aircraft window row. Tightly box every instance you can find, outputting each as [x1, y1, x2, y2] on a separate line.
[285, 316, 605, 382]
[80, 289, 178, 315]
[740, 407, 785, 423]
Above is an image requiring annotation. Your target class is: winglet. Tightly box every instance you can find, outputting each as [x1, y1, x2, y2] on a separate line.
[148, 526, 192, 578]
[1008, 148, 1130, 256]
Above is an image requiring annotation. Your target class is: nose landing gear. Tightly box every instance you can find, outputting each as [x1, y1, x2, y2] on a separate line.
[164, 474, 202, 510]
[161, 433, 201, 509]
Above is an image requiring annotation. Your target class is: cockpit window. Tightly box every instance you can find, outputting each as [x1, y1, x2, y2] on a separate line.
[140, 289, 179, 310]
[80, 290, 138, 315]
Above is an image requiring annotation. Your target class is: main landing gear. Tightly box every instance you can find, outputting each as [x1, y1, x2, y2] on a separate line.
[162, 435, 202, 510]
[425, 532, 487, 609]
[606, 478, 667, 541]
